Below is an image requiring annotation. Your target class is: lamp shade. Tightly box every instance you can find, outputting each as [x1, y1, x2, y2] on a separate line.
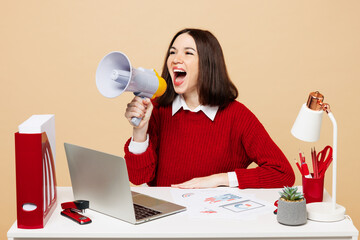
[291, 103, 324, 142]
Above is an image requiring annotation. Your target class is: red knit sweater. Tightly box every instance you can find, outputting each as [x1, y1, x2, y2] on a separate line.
[124, 100, 295, 189]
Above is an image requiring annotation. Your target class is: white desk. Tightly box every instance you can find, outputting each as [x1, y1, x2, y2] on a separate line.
[8, 186, 359, 240]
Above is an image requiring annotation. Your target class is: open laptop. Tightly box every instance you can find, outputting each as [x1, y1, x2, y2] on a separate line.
[64, 143, 186, 224]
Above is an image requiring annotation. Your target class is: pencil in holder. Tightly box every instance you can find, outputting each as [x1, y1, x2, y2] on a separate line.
[302, 174, 324, 204]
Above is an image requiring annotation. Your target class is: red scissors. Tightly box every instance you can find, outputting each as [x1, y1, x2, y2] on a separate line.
[316, 145, 333, 177]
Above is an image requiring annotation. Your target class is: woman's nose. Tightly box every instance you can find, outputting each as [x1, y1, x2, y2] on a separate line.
[172, 54, 184, 64]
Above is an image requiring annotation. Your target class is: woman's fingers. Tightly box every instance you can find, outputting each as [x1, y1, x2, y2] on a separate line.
[124, 97, 153, 128]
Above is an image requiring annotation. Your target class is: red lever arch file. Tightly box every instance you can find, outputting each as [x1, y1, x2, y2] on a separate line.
[15, 132, 57, 229]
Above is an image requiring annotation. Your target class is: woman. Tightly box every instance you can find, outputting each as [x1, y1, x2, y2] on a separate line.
[124, 28, 295, 189]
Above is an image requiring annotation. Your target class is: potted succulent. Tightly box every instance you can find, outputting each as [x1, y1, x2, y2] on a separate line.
[277, 186, 307, 226]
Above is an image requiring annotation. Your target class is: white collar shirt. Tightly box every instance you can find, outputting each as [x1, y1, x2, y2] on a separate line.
[172, 95, 219, 121]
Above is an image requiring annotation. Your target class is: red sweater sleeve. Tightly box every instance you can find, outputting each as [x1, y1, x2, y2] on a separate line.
[124, 101, 160, 185]
[234, 104, 295, 189]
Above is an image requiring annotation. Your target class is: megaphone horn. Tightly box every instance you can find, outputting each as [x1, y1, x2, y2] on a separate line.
[96, 51, 167, 126]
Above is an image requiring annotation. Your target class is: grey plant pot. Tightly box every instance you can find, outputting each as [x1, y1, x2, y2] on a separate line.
[277, 198, 307, 226]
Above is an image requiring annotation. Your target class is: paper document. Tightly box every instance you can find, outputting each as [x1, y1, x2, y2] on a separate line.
[18, 114, 56, 163]
[170, 188, 272, 220]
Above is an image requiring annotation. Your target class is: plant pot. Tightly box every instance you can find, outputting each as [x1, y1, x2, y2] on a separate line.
[277, 198, 307, 226]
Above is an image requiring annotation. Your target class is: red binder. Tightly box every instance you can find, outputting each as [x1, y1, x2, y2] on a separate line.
[15, 132, 57, 229]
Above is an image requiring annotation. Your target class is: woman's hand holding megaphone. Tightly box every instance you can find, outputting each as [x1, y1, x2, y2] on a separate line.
[125, 96, 153, 142]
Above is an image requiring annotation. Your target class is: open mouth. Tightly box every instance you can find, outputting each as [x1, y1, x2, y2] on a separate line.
[174, 69, 187, 86]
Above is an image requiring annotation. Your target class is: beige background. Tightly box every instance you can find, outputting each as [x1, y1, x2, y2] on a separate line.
[1, 0, 359, 237]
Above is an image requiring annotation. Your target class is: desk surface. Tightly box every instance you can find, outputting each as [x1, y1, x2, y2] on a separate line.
[8, 186, 359, 240]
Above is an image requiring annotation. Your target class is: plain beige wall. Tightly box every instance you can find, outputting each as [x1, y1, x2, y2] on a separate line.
[1, 0, 359, 237]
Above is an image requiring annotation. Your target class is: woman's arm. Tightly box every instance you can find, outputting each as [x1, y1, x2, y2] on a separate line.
[172, 103, 295, 189]
[234, 108, 295, 189]
[124, 97, 160, 185]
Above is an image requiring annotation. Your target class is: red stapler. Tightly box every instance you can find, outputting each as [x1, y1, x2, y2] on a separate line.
[61, 200, 92, 224]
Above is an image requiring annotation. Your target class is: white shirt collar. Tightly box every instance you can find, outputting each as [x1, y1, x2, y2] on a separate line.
[172, 95, 219, 121]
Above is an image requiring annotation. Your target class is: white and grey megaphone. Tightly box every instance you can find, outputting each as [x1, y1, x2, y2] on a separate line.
[96, 51, 167, 126]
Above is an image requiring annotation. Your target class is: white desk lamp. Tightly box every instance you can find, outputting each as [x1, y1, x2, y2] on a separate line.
[291, 91, 345, 222]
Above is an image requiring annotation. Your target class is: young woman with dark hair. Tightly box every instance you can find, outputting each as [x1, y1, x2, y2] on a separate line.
[124, 28, 295, 189]
[158, 28, 238, 108]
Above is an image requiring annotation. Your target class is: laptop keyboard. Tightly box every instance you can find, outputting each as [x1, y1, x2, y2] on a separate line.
[134, 204, 161, 220]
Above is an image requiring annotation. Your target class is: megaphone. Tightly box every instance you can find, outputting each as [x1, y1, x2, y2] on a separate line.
[96, 51, 167, 126]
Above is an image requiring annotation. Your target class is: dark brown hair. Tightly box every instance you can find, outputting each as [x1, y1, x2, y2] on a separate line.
[157, 28, 238, 109]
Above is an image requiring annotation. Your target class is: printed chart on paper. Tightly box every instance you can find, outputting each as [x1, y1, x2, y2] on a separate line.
[171, 188, 273, 220]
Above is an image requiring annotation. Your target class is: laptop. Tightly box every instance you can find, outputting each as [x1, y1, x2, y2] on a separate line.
[64, 143, 186, 224]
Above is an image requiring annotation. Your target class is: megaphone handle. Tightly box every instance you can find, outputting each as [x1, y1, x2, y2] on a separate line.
[130, 93, 144, 127]
[130, 117, 142, 127]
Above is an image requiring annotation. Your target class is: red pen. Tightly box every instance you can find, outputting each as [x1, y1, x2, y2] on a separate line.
[311, 147, 318, 178]
[301, 162, 312, 178]
[294, 160, 303, 175]
[299, 151, 312, 178]
[299, 151, 305, 164]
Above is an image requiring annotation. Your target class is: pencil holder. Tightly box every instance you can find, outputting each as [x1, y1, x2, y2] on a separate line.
[302, 174, 324, 203]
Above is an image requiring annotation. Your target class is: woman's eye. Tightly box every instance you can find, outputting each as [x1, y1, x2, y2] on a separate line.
[186, 52, 194, 55]
[169, 51, 175, 55]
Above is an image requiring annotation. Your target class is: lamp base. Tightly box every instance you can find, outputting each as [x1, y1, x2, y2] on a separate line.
[307, 202, 346, 222]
